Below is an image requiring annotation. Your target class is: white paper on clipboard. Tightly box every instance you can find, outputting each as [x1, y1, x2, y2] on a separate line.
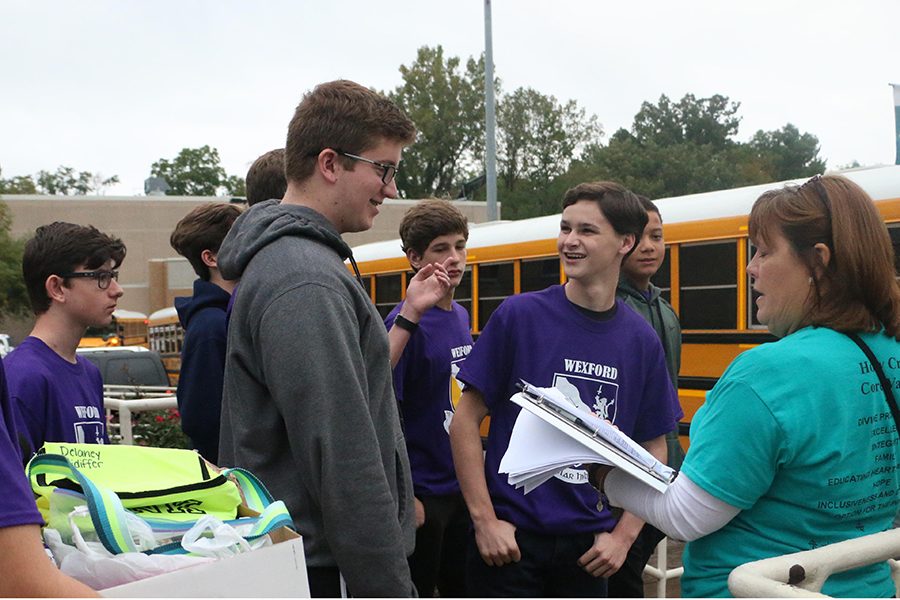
[499, 382, 675, 494]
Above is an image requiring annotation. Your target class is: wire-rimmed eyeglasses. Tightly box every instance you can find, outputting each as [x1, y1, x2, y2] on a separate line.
[54, 270, 119, 290]
[335, 150, 399, 185]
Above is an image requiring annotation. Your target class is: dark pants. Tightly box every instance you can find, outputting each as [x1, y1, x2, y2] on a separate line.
[606, 522, 666, 598]
[466, 528, 608, 598]
[307, 566, 343, 598]
[409, 493, 469, 597]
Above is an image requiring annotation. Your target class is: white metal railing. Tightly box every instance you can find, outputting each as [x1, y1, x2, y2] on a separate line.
[104, 385, 177, 445]
[728, 527, 900, 597]
[644, 537, 683, 597]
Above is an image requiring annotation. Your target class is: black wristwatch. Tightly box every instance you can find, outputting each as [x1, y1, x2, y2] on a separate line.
[393, 314, 419, 333]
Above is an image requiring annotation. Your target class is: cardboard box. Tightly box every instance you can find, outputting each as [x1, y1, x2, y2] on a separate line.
[101, 530, 309, 597]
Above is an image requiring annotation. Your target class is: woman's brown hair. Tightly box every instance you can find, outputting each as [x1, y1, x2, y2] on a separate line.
[749, 174, 900, 339]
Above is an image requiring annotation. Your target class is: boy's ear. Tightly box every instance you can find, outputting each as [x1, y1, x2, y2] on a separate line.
[45, 274, 67, 304]
[317, 149, 340, 184]
[200, 249, 218, 268]
[619, 233, 636, 255]
[406, 248, 422, 270]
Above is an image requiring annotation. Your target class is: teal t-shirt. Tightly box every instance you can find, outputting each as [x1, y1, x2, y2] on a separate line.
[681, 327, 900, 598]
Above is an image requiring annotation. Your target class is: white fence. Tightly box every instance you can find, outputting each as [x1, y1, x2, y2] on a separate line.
[104, 385, 177, 445]
[644, 537, 683, 597]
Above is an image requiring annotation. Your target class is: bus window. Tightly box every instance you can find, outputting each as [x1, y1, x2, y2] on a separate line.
[521, 257, 560, 293]
[679, 240, 738, 329]
[361, 276, 373, 300]
[456, 268, 473, 318]
[654, 247, 672, 303]
[477, 262, 514, 331]
[375, 273, 403, 319]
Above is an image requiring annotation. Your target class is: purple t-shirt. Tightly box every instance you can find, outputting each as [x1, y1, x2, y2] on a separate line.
[457, 284, 681, 535]
[0, 361, 43, 528]
[4, 337, 107, 458]
[387, 301, 474, 497]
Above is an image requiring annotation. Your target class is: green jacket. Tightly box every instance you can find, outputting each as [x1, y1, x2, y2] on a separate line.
[617, 277, 684, 469]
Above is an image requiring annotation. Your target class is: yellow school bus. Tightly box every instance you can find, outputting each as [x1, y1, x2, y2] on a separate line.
[351, 166, 900, 448]
[79, 309, 149, 348]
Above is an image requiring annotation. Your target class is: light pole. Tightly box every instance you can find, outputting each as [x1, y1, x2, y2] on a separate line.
[484, 0, 499, 220]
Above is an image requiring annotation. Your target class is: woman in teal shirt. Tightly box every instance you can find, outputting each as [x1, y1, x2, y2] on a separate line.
[595, 174, 900, 597]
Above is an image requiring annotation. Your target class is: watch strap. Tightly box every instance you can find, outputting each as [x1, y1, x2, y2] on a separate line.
[393, 314, 419, 333]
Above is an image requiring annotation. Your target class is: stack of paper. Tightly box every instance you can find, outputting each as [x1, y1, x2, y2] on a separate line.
[499, 408, 607, 494]
[499, 383, 676, 494]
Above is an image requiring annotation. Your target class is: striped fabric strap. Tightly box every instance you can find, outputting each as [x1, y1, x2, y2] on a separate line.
[149, 501, 294, 555]
[29, 454, 295, 557]
[220, 467, 277, 512]
[28, 453, 139, 554]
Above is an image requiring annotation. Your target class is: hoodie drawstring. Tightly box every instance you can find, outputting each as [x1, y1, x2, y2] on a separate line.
[348, 254, 366, 290]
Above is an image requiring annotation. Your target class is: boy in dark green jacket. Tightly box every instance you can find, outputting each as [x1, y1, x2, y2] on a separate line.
[610, 195, 684, 597]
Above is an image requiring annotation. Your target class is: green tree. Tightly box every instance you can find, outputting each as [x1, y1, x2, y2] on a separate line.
[389, 46, 487, 198]
[0, 166, 37, 194]
[497, 87, 602, 195]
[35, 166, 119, 195]
[631, 93, 741, 149]
[570, 93, 825, 203]
[150, 145, 243, 196]
[0, 201, 29, 319]
[749, 123, 826, 181]
[224, 174, 246, 198]
[1, 165, 117, 195]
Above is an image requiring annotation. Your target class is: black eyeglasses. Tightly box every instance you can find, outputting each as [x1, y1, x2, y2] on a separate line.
[55, 270, 119, 290]
[335, 150, 398, 184]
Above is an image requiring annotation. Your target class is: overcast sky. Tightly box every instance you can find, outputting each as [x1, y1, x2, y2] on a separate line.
[2, 0, 899, 196]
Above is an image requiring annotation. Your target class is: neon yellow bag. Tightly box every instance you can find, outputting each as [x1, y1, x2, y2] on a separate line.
[29, 443, 294, 555]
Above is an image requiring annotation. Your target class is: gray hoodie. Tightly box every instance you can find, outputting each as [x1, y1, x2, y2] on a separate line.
[217, 201, 415, 597]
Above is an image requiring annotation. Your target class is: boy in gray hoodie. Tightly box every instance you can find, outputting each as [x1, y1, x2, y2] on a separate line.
[216, 80, 422, 597]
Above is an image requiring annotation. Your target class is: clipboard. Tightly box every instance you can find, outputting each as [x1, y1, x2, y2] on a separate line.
[510, 380, 676, 493]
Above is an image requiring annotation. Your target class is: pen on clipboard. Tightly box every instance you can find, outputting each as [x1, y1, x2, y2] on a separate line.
[517, 380, 597, 430]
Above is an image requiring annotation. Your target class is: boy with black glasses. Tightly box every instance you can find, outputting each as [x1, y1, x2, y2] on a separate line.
[217, 79, 426, 597]
[3, 222, 126, 459]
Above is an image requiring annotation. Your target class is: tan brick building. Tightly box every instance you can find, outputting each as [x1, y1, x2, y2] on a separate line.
[0, 194, 491, 342]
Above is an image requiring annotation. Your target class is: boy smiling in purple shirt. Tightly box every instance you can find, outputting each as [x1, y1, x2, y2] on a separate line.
[449, 182, 681, 597]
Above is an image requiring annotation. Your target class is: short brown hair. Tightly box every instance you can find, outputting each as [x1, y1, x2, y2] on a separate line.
[246, 148, 287, 206]
[284, 80, 416, 184]
[23, 222, 126, 314]
[749, 174, 900, 338]
[562, 181, 647, 256]
[170, 203, 243, 280]
[399, 199, 469, 257]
